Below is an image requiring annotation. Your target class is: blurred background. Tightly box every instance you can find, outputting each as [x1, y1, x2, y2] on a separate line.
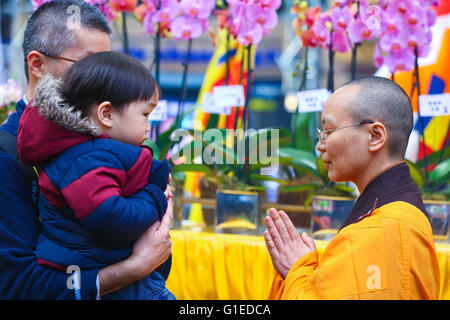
[0, 0, 378, 133]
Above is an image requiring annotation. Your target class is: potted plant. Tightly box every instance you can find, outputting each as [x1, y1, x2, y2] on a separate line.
[143, 119, 186, 228]
[172, 127, 292, 234]
[407, 147, 450, 243]
[277, 146, 356, 240]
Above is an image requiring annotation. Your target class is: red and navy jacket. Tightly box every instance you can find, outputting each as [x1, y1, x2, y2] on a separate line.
[17, 75, 171, 270]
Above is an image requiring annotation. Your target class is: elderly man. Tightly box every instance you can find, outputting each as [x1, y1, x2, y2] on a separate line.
[265, 76, 440, 300]
[0, 0, 172, 299]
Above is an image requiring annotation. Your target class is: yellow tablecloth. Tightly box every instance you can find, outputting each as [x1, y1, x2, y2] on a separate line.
[166, 230, 450, 300]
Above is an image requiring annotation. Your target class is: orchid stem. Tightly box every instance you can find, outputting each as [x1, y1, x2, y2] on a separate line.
[234, 48, 246, 131]
[225, 31, 230, 86]
[122, 12, 129, 55]
[243, 44, 253, 133]
[414, 46, 429, 179]
[243, 44, 253, 185]
[293, 47, 309, 148]
[351, 43, 359, 81]
[175, 38, 193, 129]
[327, 30, 335, 93]
[153, 23, 161, 146]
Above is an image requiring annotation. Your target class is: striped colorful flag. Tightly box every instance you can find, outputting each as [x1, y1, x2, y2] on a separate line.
[194, 28, 252, 131]
[186, 28, 252, 223]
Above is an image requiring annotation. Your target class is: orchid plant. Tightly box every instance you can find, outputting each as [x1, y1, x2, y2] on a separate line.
[292, 0, 438, 76]
[88, 0, 117, 22]
[221, 0, 281, 47]
[374, 0, 439, 74]
[0, 79, 23, 125]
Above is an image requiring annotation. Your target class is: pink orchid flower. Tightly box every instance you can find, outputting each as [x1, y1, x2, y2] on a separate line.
[330, 5, 353, 32]
[236, 20, 263, 46]
[171, 15, 204, 40]
[348, 18, 374, 44]
[152, 0, 180, 24]
[313, 13, 332, 48]
[384, 48, 415, 73]
[180, 0, 215, 20]
[259, 0, 282, 11]
[246, 4, 278, 34]
[332, 30, 352, 53]
[373, 42, 384, 68]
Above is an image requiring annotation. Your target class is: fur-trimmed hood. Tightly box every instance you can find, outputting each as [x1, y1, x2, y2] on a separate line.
[17, 75, 106, 166]
[32, 74, 102, 136]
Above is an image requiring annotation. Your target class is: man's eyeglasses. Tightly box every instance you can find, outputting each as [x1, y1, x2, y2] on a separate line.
[317, 119, 375, 144]
[36, 51, 79, 63]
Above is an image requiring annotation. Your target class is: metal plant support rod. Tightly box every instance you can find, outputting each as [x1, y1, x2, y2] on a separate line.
[414, 46, 429, 179]
[122, 12, 129, 55]
[351, 43, 359, 81]
[327, 30, 335, 93]
[241, 44, 254, 184]
[175, 38, 193, 129]
[153, 22, 161, 145]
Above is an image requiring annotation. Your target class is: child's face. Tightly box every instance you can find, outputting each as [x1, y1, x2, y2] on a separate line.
[109, 94, 158, 146]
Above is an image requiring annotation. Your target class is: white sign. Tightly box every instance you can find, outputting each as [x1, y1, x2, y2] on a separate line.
[202, 92, 231, 115]
[297, 89, 331, 113]
[419, 93, 450, 117]
[148, 99, 168, 121]
[213, 85, 245, 108]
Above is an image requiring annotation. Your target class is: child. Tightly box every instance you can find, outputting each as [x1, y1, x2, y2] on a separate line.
[17, 51, 174, 300]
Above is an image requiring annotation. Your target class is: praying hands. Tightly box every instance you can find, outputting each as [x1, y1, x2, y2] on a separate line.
[264, 208, 317, 278]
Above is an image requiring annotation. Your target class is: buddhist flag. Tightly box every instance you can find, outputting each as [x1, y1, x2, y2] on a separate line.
[194, 28, 250, 131]
[186, 28, 249, 223]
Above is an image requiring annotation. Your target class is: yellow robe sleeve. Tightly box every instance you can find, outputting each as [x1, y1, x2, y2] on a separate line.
[268, 251, 319, 300]
[268, 202, 440, 300]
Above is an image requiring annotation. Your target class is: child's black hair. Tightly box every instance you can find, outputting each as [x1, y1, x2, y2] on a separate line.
[62, 51, 161, 117]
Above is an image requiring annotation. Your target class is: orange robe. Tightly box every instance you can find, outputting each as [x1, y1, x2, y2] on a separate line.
[269, 201, 440, 300]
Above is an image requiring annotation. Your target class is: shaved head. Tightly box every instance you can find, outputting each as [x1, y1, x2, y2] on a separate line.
[338, 76, 413, 159]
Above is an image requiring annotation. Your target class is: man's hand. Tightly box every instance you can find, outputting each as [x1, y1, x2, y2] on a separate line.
[98, 197, 173, 296]
[131, 196, 173, 278]
[264, 208, 316, 278]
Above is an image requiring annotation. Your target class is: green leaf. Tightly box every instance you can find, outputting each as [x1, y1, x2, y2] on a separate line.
[316, 155, 328, 182]
[172, 164, 213, 175]
[429, 158, 450, 185]
[143, 139, 160, 159]
[194, 130, 239, 165]
[292, 112, 315, 152]
[415, 146, 450, 169]
[246, 127, 292, 162]
[406, 159, 425, 187]
[249, 156, 292, 172]
[279, 183, 319, 192]
[331, 183, 356, 195]
[250, 174, 288, 185]
[278, 147, 317, 172]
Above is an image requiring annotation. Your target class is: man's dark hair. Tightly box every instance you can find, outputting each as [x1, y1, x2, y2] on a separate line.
[62, 51, 162, 117]
[22, 0, 112, 80]
[342, 76, 413, 159]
